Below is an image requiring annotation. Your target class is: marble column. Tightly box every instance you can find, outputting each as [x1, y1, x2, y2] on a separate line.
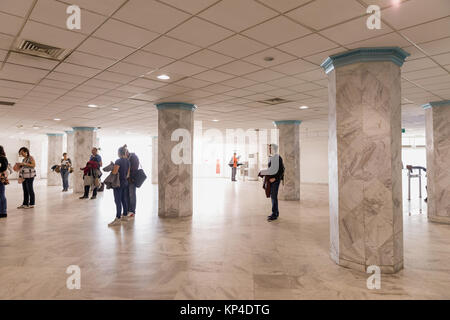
[155, 102, 196, 218]
[274, 121, 301, 200]
[66, 131, 74, 189]
[72, 127, 96, 193]
[423, 100, 450, 224]
[321, 47, 409, 273]
[151, 136, 158, 184]
[47, 133, 63, 186]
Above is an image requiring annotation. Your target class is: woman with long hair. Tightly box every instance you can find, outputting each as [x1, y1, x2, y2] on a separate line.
[60, 152, 72, 192]
[0, 145, 8, 218]
[16, 147, 36, 209]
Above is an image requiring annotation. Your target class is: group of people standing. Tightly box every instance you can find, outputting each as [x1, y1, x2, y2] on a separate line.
[0, 146, 37, 218]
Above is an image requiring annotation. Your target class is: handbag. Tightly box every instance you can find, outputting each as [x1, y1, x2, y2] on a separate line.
[0, 172, 9, 185]
[134, 169, 147, 188]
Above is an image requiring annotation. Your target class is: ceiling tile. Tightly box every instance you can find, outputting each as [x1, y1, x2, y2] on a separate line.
[346, 32, 411, 49]
[93, 19, 160, 48]
[159, 0, 223, 14]
[209, 35, 268, 59]
[54, 62, 100, 77]
[243, 48, 297, 67]
[0, 63, 48, 83]
[0, 34, 14, 50]
[400, 17, 450, 44]
[128, 78, 167, 90]
[6, 52, 59, 70]
[244, 83, 278, 93]
[266, 76, 304, 87]
[243, 16, 311, 46]
[159, 61, 207, 76]
[216, 60, 262, 76]
[78, 37, 135, 60]
[432, 52, 450, 65]
[221, 77, 258, 88]
[270, 58, 318, 75]
[278, 34, 339, 57]
[287, 0, 365, 30]
[403, 67, 448, 81]
[0, 0, 34, 17]
[124, 50, 174, 68]
[174, 77, 212, 89]
[319, 16, 392, 45]
[402, 58, 439, 72]
[199, 0, 278, 32]
[193, 70, 234, 82]
[244, 69, 285, 82]
[67, 0, 128, 16]
[143, 36, 200, 59]
[202, 83, 235, 94]
[257, 0, 311, 13]
[65, 51, 116, 69]
[382, 0, 450, 30]
[418, 37, 450, 56]
[46, 71, 89, 84]
[182, 49, 235, 68]
[95, 71, 136, 84]
[0, 12, 23, 36]
[107, 61, 152, 76]
[167, 17, 234, 47]
[114, 0, 190, 33]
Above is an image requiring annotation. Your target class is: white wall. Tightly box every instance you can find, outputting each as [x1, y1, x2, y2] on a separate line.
[300, 134, 329, 184]
[0, 137, 29, 180]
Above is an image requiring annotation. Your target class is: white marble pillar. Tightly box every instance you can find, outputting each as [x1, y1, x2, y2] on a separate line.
[47, 134, 63, 186]
[423, 100, 450, 224]
[321, 47, 409, 273]
[65, 131, 74, 189]
[151, 136, 158, 184]
[72, 127, 96, 193]
[155, 102, 196, 218]
[275, 121, 301, 200]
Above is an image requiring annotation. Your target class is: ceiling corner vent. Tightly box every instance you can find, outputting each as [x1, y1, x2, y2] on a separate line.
[0, 101, 15, 106]
[15, 39, 71, 60]
[258, 98, 291, 105]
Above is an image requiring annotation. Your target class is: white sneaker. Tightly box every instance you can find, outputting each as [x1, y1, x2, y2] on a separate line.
[121, 215, 130, 222]
[108, 218, 122, 227]
[17, 205, 28, 209]
[26, 205, 34, 209]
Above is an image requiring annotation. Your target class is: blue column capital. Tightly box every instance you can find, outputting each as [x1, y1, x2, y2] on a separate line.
[274, 120, 302, 126]
[47, 133, 64, 137]
[155, 102, 197, 111]
[72, 127, 97, 131]
[422, 100, 450, 109]
[321, 47, 410, 74]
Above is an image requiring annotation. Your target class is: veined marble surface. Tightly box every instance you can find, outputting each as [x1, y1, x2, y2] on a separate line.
[152, 136, 158, 184]
[327, 61, 403, 273]
[158, 108, 194, 217]
[0, 179, 448, 299]
[73, 129, 96, 193]
[426, 106, 450, 224]
[276, 123, 300, 201]
[47, 135, 63, 187]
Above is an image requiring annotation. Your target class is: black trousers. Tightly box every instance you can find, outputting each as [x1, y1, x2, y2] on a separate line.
[22, 178, 35, 206]
[83, 185, 97, 197]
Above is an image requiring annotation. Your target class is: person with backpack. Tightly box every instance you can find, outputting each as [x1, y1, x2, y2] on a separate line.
[124, 145, 140, 218]
[258, 143, 284, 222]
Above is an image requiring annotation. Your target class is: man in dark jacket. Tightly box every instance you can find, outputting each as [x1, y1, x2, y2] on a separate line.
[125, 146, 139, 218]
[258, 144, 284, 222]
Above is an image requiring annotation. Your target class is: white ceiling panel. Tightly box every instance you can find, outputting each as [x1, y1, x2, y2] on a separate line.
[209, 35, 268, 59]
[158, 0, 219, 14]
[182, 49, 235, 68]
[257, 0, 311, 13]
[124, 51, 174, 69]
[278, 34, 339, 57]
[65, 51, 116, 69]
[0, 63, 48, 83]
[216, 60, 262, 76]
[242, 48, 297, 67]
[142, 36, 200, 59]
[78, 37, 135, 60]
[0, 12, 24, 36]
[62, 0, 128, 16]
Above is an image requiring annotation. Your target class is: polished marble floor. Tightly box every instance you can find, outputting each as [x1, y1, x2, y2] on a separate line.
[0, 177, 449, 299]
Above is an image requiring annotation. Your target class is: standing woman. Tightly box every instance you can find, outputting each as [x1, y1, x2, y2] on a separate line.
[17, 147, 36, 209]
[0, 146, 8, 218]
[60, 153, 72, 192]
[108, 146, 130, 227]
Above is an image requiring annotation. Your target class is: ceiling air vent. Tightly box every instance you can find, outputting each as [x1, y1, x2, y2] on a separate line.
[258, 98, 291, 105]
[0, 101, 15, 106]
[15, 39, 71, 60]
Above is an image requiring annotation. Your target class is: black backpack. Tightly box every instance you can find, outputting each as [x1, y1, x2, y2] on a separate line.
[278, 156, 285, 181]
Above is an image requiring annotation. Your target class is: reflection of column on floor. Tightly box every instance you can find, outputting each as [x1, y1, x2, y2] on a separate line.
[66, 131, 74, 189]
[72, 127, 96, 193]
[151, 136, 158, 184]
[156, 102, 196, 218]
[275, 121, 301, 201]
[47, 134, 63, 186]
[322, 47, 409, 274]
[423, 100, 450, 224]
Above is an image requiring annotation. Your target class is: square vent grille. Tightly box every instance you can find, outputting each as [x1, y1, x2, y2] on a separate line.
[258, 98, 291, 105]
[15, 39, 71, 60]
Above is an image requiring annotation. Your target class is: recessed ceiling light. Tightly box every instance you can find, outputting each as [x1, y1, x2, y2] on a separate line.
[112, 107, 119, 111]
[212, 119, 219, 122]
[157, 74, 170, 80]
[33, 126, 40, 130]
[299, 106, 309, 109]
[53, 118, 61, 121]
[88, 104, 98, 108]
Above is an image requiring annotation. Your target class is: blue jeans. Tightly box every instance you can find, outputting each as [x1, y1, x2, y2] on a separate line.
[0, 183, 6, 214]
[60, 169, 69, 190]
[113, 184, 128, 219]
[127, 182, 137, 214]
[270, 180, 280, 217]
